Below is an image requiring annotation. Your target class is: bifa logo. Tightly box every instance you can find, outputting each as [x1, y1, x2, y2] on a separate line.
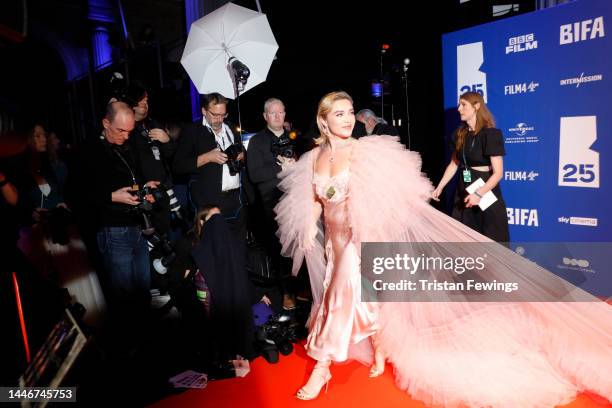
[505, 171, 539, 181]
[457, 42, 488, 102]
[507, 208, 539, 227]
[557, 216, 598, 227]
[506, 33, 537, 54]
[504, 81, 539, 95]
[560, 72, 603, 88]
[558, 116, 599, 188]
[560, 16, 605, 45]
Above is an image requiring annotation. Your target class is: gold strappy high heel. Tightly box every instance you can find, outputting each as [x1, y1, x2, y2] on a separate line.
[296, 361, 332, 400]
[369, 337, 386, 378]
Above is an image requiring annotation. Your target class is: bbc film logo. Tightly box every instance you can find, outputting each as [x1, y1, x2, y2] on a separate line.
[359, 242, 596, 302]
[506, 33, 537, 54]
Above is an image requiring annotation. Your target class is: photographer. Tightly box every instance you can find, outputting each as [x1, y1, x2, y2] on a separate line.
[121, 85, 180, 235]
[80, 102, 160, 347]
[246, 98, 296, 310]
[173, 92, 246, 242]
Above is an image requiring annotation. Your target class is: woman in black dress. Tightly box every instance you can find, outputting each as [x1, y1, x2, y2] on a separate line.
[432, 92, 509, 242]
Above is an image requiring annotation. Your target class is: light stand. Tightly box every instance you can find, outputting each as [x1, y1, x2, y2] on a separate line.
[402, 58, 412, 149]
[380, 47, 386, 121]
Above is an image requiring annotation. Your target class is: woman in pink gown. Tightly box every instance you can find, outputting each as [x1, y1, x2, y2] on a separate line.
[275, 91, 612, 406]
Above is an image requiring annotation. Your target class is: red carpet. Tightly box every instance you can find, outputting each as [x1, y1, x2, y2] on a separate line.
[150, 344, 611, 408]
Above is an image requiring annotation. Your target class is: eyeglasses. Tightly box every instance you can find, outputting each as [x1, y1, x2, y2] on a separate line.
[207, 111, 228, 119]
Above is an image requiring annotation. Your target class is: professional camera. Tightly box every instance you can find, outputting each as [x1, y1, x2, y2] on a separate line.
[146, 232, 177, 274]
[223, 143, 246, 176]
[254, 311, 304, 361]
[40, 206, 72, 245]
[134, 185, 166, 235]
[271, 133, 296, 159]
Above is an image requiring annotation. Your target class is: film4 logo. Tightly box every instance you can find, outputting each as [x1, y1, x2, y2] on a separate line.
[558, 116, 600, 188]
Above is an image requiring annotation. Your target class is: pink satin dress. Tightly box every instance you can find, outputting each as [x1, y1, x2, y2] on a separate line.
[305, 169, 379, 362]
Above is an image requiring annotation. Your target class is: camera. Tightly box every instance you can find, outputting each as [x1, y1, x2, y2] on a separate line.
[223, 143, 246, 176]
[254, 311, 306, 363]
[146, 232, 177, 274]
[271, 134, 296, 159]
[134, 185, 166, 235]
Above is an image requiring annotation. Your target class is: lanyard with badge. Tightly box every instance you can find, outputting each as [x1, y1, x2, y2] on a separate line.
[461, 132, 476, 183]
[113, 145, 139, 191]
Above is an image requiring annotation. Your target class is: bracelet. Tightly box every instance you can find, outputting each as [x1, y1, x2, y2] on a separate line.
[474, 191, 482, 198]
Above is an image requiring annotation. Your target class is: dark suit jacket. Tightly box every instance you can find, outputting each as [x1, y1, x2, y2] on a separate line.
[246, 128, 283, 204]
[173, 122, 240, 209]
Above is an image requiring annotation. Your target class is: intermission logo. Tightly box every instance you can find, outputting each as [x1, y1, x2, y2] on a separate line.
[505, 170, 539, 181]
[457, 42, 488, 102]
[506, 33, 538, 54]
[504, 81, 539, 95]
[560, 16, 605, 45]
[506, 123, 539, 144]
[507, 208, 539, 227]
[560, 72, 603, 88]
[557, 216, 598, 227]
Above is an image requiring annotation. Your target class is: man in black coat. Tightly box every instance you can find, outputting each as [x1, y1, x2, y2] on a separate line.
[356, 108, 400, 136]
[173, 93, 246, 240]
[246, 98, 296, 310]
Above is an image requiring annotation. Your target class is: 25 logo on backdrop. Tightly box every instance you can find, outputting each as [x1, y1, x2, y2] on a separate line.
[457, 42, 488, 102]
[558, 116, 599, 188]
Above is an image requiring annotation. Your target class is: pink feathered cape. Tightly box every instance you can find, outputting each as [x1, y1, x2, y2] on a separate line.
[275, 136, 612, 407]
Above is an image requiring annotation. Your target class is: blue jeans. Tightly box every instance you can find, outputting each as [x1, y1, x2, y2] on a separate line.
[96, 226, 151, 306]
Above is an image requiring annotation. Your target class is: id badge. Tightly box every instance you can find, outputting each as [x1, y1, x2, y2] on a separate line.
[462, 169, 472, 183]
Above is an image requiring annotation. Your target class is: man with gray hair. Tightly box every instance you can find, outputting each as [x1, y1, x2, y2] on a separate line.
[247, 97, 296, 310]
[356, 108, 400, 137]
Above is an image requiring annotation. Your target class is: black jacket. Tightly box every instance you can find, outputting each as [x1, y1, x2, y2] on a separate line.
[80, 136, 145, 228]
[246, 128, 284, 203]
[129, 118, 177, 185]
[173, 122, 240, 209]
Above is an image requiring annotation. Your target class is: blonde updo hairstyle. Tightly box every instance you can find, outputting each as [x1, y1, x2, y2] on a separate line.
[314, 91, 353, 146]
